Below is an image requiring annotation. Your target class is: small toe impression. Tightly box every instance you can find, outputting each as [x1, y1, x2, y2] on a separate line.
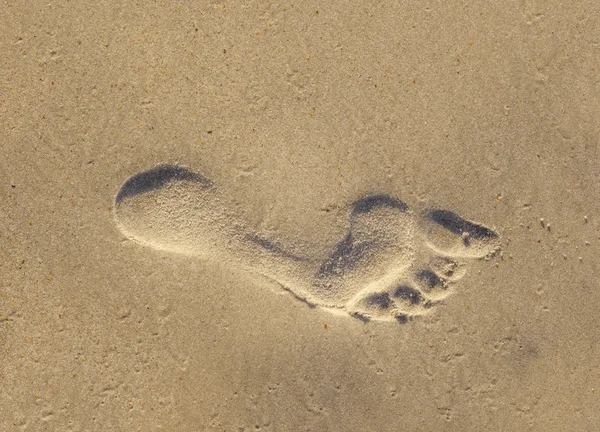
[414, 269, 449, 300]
[392, 285, 424, 306]
[395, 314, 411, 324]
[346, 291, 394, 322]
[115, 164, 213, 205]
[391, 284, 433, 316]
[364, 292, 393, 310]
[423, 209, 500, 259]
[429, 256, 466, 282]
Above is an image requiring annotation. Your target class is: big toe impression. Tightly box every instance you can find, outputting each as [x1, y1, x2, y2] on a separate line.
[422, 209, 500, 259]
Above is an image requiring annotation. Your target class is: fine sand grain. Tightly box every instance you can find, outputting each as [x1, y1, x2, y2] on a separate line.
[2, 1, 599, 431]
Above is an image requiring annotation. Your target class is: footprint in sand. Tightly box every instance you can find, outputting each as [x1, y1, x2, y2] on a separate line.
[114, 164, 500, 323]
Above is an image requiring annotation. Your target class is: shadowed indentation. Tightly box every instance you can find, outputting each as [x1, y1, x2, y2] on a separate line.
[351, 313, 371, 323]
[423, 300, 439, 309]
[247, 235, 307, 262]
[272, 281, 318, 309]
[116, 164, 213, 204]
[365, 292, 392, 309]
[393, 285, 423, 305]
[426, 209, 498, 240]
[396, 314, 410, 324]
[317, 234, 374, 277]
[416, 269, 445, 290]
[114, 163, 495, 322]
[351, 195, 408, 216]
[429, 256, 463, 279]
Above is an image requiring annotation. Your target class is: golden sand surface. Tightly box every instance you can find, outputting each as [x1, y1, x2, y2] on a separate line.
[1, 1, 599, 430]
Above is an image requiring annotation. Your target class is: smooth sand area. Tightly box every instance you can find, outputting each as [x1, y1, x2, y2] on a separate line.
[1, 1, 599, 431]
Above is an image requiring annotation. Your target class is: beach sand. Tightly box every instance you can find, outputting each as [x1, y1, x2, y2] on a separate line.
[1, 1, 599, 430]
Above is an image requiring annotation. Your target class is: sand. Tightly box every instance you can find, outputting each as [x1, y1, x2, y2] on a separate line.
[1, 1, 599, 431]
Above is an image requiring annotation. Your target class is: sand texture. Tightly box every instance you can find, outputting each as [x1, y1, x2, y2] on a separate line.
[1, 1, 599, 431]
